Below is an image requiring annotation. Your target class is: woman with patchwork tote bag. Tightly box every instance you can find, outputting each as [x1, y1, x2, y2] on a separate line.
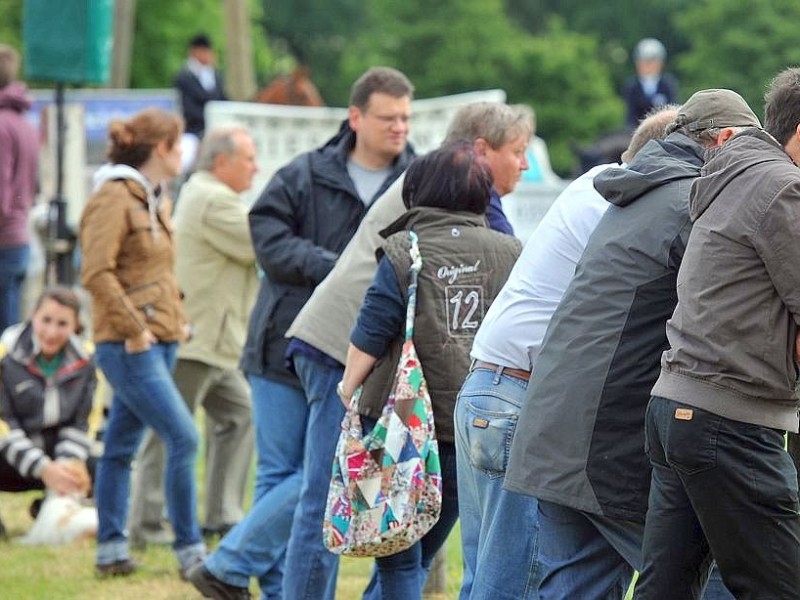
[326, 142, 522, 599]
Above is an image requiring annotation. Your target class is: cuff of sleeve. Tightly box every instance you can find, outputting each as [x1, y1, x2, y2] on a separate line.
[31, 455, 52, 480]
[350, 328, 385, 359]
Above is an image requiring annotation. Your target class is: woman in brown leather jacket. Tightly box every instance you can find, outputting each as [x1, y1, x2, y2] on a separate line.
[79, 108, 205, 578]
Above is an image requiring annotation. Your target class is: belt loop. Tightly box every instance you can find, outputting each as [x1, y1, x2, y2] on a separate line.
[470, 358, 477, 373]
[493, 364, 503, 385]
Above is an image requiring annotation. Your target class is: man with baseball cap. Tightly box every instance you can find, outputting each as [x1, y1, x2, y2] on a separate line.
[502, 89, 760, 599]
[635, 72, 800, 598]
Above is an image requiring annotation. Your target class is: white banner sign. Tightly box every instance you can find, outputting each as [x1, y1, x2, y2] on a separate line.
[205, 89, 507, 205]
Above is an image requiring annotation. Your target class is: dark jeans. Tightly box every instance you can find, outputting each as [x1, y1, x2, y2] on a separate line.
[0, 243, 30, 332]
[361, 416, 459, 600]
[636, 396, 800, 600]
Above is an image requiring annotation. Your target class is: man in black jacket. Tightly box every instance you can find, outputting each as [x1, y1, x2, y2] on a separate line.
[188, 66, 415, 600]
[173, 34, 226, 139]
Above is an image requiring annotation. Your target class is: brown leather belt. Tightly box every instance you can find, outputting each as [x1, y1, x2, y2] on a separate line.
[471, 359, 531, 382]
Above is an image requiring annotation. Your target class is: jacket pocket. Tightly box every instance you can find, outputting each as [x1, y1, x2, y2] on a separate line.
[215, 310, 246, 358]
[126, 282, 164, 323]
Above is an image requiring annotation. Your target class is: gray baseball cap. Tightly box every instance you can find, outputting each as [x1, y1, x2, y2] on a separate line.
[676, 89, 761, 132]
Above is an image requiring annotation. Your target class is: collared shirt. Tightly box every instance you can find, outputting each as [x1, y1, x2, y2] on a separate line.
[187, 57, 217, 92]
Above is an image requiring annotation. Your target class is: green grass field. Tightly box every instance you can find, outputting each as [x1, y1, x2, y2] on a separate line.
[0, 488, 462, 599]
[0, 409, 462, 599]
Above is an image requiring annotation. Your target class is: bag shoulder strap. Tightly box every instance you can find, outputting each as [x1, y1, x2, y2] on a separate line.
[404, 230, 421, 342]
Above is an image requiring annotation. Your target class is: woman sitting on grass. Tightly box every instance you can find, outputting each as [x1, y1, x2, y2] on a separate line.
[0, 287, 100, 536]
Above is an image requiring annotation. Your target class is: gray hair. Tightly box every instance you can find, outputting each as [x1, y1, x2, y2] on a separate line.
[443, 102, 534, 149]
[621, 104, 680, 163]
[0, 44, 20, 89]
[195, 127, 250, 171]
[665, 120, 747, 148]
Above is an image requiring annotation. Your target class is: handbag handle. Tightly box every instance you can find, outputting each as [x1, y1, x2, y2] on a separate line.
[404, 230, 422, 342]
[348, 230, 422, 415]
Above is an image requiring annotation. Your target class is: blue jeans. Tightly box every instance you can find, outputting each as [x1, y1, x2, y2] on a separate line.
[281, 355, 346, 600]
[0, 244, 29, 332]
[636, 396, 800, 600]
[94, 342, 203, 568]
[360, 411, 460, 600]
[537, 500, 643, 600]
[454, 367, 538, 600]
[205, 374, 305, 599]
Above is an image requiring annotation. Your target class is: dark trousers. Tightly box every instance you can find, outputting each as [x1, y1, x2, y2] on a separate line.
[636, 396, 800, 600]
[0, 430, 96, 493]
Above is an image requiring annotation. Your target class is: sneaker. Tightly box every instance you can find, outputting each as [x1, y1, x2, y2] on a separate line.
[186, 563, 251, 600]
[95, 558, 140, 578]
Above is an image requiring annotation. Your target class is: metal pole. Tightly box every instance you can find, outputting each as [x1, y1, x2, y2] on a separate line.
[46, 82, 71, 286]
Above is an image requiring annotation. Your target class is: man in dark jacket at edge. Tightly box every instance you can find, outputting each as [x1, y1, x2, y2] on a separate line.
[187, 67, 415, 600]
[503, 90, 761, 599]
[634, 69, 800, 599]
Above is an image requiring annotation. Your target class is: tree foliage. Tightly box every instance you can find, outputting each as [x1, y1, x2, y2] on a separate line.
[333, 0, 622, 174]
[505, 0, 693, 90]
[674, 0, 800, 119]
[0, 0, 23, 51]
[131, 0, 274, 89]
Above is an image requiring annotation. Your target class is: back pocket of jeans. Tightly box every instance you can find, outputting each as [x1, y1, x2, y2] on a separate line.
[664, 407, 721, 475]
[462, 399, 518, 477]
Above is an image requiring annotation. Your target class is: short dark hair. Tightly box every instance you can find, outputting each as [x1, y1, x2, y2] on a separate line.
[349, 67, 414, 111]
[189, 33, 212, 49]
[402, 142, 493, 215]
[765, 67, 800, 146]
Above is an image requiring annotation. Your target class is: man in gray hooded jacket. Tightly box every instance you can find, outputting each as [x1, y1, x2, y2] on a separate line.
[635, 69, 800, 600]
[503, 90, 761, 599]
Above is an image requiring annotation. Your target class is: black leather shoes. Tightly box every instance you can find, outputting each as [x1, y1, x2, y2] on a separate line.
[186, 563, 251, 599]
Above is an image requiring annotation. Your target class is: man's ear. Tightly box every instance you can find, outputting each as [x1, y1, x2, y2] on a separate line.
[715, 127, 736, 146]
[348, 105, 362, 132]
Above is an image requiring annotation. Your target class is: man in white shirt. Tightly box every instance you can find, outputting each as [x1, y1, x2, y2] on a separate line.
[455, 107, 678, 600]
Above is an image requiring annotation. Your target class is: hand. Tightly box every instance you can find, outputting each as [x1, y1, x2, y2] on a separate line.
[40, 461, 89, 496]
[182, 323, 194, 343]
[337, 380, 353, 408]
[125, 328, 157, 353]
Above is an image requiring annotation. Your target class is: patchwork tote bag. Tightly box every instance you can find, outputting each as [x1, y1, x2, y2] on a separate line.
[323, 230, 443, 557]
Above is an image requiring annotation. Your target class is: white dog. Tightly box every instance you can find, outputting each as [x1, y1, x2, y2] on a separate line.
[15, 493, 98, 546]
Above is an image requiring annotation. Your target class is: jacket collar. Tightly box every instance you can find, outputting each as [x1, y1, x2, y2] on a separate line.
[380, 206, 487, 239]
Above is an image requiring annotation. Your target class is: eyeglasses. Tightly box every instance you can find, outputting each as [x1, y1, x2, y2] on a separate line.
[366, 112, 411, 126]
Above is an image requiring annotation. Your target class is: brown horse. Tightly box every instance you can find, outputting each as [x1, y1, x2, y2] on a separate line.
[254, 66, 325, 106]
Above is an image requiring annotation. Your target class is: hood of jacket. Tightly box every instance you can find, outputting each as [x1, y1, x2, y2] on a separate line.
[689, 128, 785, 221]
[91, 163, 165, 238]
[92, 163, 153, 194]
[593, 132, 704, 208]
[0, 82, 32, 112]
[1, 321, 90, 374]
